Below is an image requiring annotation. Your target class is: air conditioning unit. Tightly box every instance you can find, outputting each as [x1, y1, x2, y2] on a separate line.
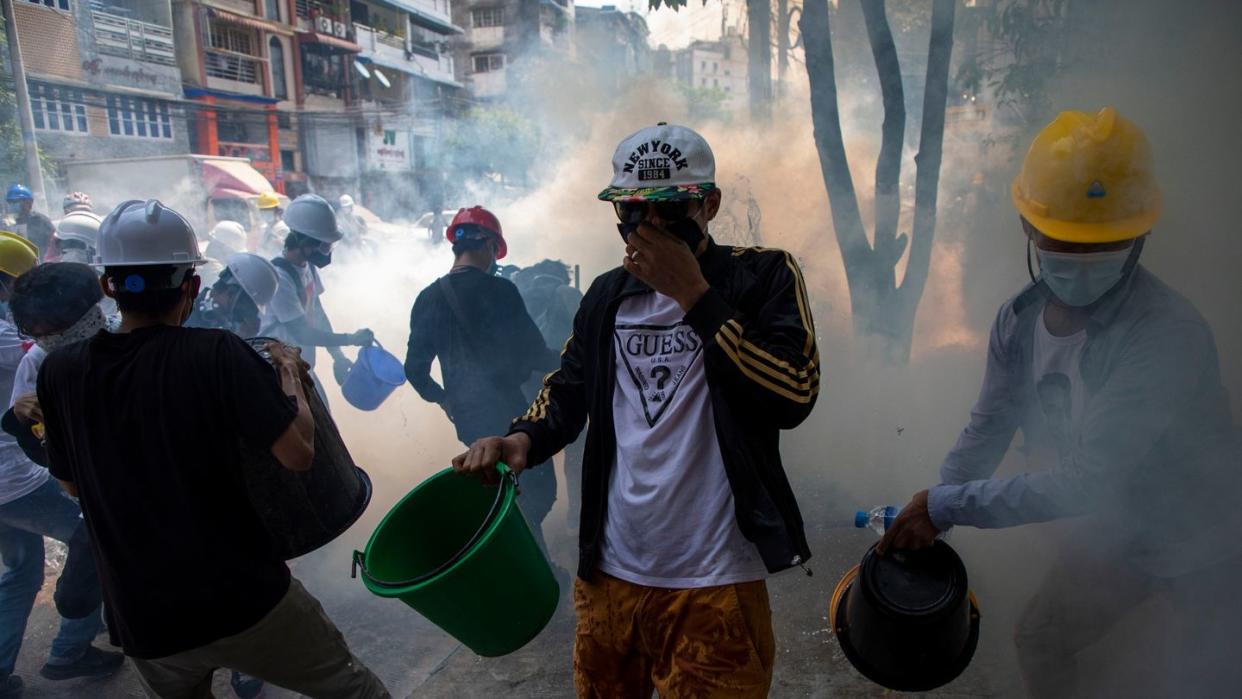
[315, 15, 333, 34]
[333, 20, 347, 38]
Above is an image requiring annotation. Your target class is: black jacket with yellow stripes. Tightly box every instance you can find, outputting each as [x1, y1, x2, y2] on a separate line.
[510, 238, 819, 580]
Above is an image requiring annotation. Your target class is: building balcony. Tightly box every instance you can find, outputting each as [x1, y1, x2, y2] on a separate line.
[91, 10, 176, 66]
[355, 23, 407, 59]
[468, 25, 503, 48]
[410, 47, 455, 84]
[295, 0, 351, 34]
[356, 23, 457, 87]
[469, 68, 505, 98]
[204, 50, 265, 95]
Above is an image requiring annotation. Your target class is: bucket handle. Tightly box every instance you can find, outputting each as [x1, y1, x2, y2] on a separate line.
[352, 466, 516, 589]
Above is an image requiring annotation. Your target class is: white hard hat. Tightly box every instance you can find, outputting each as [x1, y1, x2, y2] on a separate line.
[339, 194, 355, 208]
[284, 194, 341, 244]
[209, 220, 247, 252]
[55, 211, 103, 247]
[96, 199, 204, 267]
[225, 252, 279, 307]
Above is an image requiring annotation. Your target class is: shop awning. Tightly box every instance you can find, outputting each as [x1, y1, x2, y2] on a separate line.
[206, 6, 294, 36]
[298, 31, 362, 54]
[202, 159, 277, 199]
[368, 0, 462, 34]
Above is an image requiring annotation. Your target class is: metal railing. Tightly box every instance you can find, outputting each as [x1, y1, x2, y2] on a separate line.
[204, 50, 260, 83]
[92, 10, 177, 66]
[356, 22, 406, 51]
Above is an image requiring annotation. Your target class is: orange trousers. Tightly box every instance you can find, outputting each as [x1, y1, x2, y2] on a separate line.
[573, 572, 774, 698]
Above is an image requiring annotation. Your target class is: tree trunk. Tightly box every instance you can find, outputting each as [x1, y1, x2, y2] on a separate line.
[889, 0, 956, 362]
[776, 0, 790, 102]
[800, 0, 873, 334]
[861, 0, 906, 289]
[747, 0, 772, 122]
[800, 0, 956, 364]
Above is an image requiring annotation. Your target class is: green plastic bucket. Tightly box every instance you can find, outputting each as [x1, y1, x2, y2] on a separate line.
[351, 465, 559, 657]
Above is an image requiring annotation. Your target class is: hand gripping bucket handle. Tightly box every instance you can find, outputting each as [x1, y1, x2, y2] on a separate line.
[350, 468, 517, 588]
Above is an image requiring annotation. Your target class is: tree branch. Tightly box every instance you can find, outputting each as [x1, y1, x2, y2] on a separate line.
[748, 0, 773, 121]
[800, 0, 871, 277]
[861, 0, 906, 271]
[900, 0, 955, 310]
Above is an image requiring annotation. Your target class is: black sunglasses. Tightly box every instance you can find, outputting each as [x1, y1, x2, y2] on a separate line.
[613, 200, 695, 225]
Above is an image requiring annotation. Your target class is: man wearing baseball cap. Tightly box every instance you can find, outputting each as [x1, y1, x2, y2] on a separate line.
[454, 124, 819, 696]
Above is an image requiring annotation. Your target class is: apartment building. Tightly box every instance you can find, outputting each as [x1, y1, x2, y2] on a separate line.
[8, 0, 188, 179]
[450, 0, 572, 100]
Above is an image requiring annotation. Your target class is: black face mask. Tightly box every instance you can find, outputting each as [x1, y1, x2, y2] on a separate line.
[309, 249, 333, 268]
[230, 293, 260, 335]
[617, 217, 706, 250]
[666, 217, 705, 249]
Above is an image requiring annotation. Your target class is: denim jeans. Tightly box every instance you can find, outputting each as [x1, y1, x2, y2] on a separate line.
[0, 478, 104, 677]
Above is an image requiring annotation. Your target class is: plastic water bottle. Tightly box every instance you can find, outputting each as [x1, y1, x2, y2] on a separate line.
[855, 505, 899, 535]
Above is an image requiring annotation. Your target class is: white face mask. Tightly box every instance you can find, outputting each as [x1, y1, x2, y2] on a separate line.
[1036, 247, 1132, 307]
[34, 305, 107, 353]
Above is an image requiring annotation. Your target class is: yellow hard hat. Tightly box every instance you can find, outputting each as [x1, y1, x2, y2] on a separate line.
[1011, 107, 1162, 244]
[256, 191, 280, 210]
[0, 230, 39, 277]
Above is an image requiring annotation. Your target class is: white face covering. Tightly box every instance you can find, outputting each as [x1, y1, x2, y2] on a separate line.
[35, 305, 107, 353]
[1036, 247, 1132, 307]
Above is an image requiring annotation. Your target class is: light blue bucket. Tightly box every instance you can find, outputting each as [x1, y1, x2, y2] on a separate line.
[342, 342, 405, 411]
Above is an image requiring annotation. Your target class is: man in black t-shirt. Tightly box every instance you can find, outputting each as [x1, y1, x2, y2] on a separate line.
[37, 200, 388, 698]
[404, 206, 562, 563]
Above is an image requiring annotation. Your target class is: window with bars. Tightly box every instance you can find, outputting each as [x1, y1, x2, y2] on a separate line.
[208, 22, 256, 55]
[30, 84, 88, 134]
[26, 0, 70, 11]
[106, 96, 173, 139]
[471, 8, 503, 28]
[472, 53, 504, 73]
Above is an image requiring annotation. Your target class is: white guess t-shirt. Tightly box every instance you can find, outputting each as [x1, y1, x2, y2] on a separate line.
[1030, 313, 1088, 470]
[598, 292, 766, 588]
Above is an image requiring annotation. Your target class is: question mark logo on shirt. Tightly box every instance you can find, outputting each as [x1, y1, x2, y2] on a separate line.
[649, 365, 672, 403]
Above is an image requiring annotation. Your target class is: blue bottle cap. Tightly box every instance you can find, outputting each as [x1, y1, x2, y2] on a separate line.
[854, 511, 868, 528]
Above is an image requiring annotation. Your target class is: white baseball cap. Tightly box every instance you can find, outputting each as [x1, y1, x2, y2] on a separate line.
[598, 123, 716, 202]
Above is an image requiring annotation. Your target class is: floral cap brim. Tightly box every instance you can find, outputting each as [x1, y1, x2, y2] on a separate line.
[597, 182, 716, 203]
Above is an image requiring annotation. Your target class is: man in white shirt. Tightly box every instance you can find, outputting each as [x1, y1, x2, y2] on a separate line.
[454, 124, 819, 696]
[259, 195, 373, 399]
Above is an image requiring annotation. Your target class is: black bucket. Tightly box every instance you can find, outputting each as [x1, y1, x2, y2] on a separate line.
[830, 541, 981, 692]
[241, 337, 373, 560]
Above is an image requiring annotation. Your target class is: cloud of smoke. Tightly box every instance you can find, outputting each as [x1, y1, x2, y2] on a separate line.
[294, 2, 1242, 692]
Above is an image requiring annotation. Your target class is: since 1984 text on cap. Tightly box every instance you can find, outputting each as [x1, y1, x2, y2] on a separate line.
[599, 123, 716, 202]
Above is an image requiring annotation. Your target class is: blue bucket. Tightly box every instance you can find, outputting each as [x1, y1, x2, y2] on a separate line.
[342, 343, 405, 411]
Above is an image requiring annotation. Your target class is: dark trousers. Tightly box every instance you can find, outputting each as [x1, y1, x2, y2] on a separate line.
[1016, 540, 1242, 698]
[0, 479, 104, 676]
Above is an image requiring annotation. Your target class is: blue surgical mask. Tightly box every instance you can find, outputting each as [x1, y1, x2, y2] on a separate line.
[1036, 247, 1132, 307]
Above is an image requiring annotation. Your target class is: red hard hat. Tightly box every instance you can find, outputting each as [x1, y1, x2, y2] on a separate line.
[446, 206, 506, 259]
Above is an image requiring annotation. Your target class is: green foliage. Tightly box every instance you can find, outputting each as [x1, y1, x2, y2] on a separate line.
[442, 106, 541, 185]
[0, 16, 35, 187]
[678, 84, 730, 122]
[956, 0, 1073, 134]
